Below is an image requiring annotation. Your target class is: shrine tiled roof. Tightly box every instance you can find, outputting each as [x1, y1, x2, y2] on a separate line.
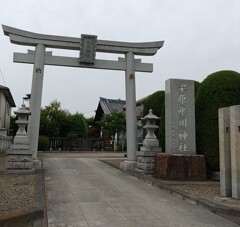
[99, 97, 126, 114]
[93, 97, 126, 123]
[0, 85, 16, 107]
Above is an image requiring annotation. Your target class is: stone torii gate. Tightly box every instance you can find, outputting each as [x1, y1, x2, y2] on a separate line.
[2, 25, 164, 170]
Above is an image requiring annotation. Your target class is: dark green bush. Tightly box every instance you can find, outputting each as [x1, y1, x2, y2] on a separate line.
[195, 70, 240, 171]
[143, 91, 165, 117]
[38, 135, 49, 151]
[194, 81, 200, 96]
[158, 103, 165, 152]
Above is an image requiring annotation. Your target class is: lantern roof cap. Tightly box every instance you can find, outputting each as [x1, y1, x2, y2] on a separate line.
[14, 104, 31, 115]
[142, 109, 160, 121]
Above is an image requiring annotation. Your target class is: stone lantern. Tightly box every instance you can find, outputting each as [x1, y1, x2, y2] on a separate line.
[136, 109, 161, 173]
[6, 104, 33, 172]
[14, 104, 31, 143]
[142, 109, 160, 149]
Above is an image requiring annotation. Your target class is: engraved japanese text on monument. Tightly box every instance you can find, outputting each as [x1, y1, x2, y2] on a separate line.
[178, 81, 188, 153]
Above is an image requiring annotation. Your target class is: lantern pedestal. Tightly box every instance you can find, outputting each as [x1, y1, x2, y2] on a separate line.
[5, 105, 33, 172]
[136, 150, 161, 173]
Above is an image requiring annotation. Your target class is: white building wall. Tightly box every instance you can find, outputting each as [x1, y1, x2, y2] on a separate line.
[0, 91, 12, 134]
[0, 92, 4, 128]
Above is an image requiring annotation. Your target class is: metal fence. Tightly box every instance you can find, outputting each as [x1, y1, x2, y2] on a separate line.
[0, 135, 11, 153]
[49, 138, 114, 151]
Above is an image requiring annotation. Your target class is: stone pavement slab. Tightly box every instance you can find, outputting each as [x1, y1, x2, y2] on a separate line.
[43, 157, 239, 227]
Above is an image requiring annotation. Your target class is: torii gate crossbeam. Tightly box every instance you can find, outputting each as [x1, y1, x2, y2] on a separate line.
[2, 25, 164, 171]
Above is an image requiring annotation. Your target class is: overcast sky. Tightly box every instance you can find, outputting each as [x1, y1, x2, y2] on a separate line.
[0, 0, 239, 117]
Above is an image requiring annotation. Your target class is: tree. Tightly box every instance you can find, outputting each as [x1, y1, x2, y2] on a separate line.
[67, 113, 87, 139]
[85, 116, 94, 127]
[39, 100, 70, 138]
[86, 116, 99, 139]
[195, 70, 240, 171]
[9, 115, 18, 137]
[97, 110, 126, 150]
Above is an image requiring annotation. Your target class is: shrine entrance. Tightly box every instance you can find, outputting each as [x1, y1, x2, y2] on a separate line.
[2, 25, 163, 170]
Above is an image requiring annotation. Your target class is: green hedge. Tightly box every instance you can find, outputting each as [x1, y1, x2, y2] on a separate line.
[142, 91, 165, 117]
[38, 135, 49, 151]
[195, 70, 240, 171]
[158, 103, 165, 152]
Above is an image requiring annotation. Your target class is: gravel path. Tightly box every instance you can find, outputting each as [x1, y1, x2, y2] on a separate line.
[0, 154, 36, 216]
[172, 184, 240, 209]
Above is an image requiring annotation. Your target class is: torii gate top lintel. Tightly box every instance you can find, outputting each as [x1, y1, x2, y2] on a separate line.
[2, 24, 164, 56]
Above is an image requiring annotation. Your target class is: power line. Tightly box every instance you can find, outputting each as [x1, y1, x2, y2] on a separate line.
[0, 68, 6, 86]
[83, 110, 96, 114]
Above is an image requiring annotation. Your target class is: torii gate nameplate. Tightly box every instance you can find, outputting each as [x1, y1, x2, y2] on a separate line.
[79, 34, 97, 64]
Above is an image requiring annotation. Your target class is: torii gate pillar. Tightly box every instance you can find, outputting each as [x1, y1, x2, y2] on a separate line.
[120, 52, 138, 170]
[28, 44, 45, 160]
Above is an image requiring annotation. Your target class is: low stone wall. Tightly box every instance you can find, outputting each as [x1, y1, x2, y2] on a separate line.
[154, 153, 207, 180]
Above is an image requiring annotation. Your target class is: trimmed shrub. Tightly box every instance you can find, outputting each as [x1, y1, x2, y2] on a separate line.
[143, 91, 165, 117]
[195, 70, 240, 171]
[38, 135, 49, 151]
[158, 103, 165, 152]
[194, 81, 200, 96]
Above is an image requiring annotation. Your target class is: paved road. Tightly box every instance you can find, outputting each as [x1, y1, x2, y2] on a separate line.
[43, 155, 238, 227]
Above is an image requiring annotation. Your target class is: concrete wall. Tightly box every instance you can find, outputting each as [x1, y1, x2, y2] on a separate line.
[219, 105, 240, 199]
[230, 105, 240, 199]
[218, 107, 231, 197]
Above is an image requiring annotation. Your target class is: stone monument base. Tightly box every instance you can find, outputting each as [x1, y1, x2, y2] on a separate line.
[120, 160, 137, 172]
[154, 153, 207, 180]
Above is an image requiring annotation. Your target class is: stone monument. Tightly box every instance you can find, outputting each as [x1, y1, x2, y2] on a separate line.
[136, 109, 161, 173]
[5, 104, 33, 172]
[154, 79, 206, 180]
[165, 79, 196, 154]
[219, 105, 240, 199]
